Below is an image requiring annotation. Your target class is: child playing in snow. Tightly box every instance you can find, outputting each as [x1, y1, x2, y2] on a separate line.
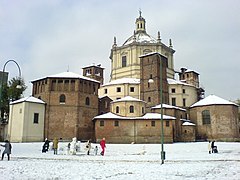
[94, 146, 98, 156]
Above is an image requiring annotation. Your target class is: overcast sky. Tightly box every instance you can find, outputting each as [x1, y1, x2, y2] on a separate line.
[0, 0, 239, 101]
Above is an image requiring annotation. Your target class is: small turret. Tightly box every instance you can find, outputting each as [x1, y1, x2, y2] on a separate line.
[157, 31, 161, 43]
[112, 36, 117, 48]
[169, 39, 173, 48]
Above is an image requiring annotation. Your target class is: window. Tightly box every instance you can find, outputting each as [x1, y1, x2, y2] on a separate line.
[100, 120, 104, 127]
[117, 87, 121, 92]
[151, 121, 155, 127]
[114, 121, 119, 127]
[171, 88, 176, 93]
[86, 69, 91, 75]
[122, 56, 127, 67]
[148, 97, 151, 102]
[59, 94, 66, 104]
[116, 106, 120, 113]
[183, 98, 186, 107]
[129, 105, 134, 113]
[33, 113, 39, 124]
[202, 110, 211, 124]
[104, 89, 107, 94]
[85, 97, 90, 105]
[95, 69, 99, 75]
[183, 89, 186, 94]
[142, 107, 144, 114]
[105, 101, 108, 109]
[166, 121, 170, 127]
[130, 87, 135, 92]
[172, 98, 176, 106]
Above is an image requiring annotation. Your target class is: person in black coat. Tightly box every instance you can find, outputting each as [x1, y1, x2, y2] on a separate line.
[42, 138, 50, 153]
[211, 140, 215, 153]
[1, 140, 12, 160]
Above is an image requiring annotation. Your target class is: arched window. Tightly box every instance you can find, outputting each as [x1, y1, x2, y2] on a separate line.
[148, 97, 151, 102]
[130, 105, 134, 113]
[85, 97, 90, 105]
[116, 106, 119, 113]
[202, 110, 211, 124]
[59, 94, 66, 103]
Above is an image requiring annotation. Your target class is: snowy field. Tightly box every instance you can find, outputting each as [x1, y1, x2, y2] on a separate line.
[0, 141, 239, 180]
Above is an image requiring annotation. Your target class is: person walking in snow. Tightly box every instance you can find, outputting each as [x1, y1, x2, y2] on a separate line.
[53, 137, 59, 155]
[86, 140, 91, 155]
[211, 140, 215, 153]
[42, 138, 50, 153]
[208, 141, 211, 154]
[100, 138, 106, 156]
[1, 140, 12, 161]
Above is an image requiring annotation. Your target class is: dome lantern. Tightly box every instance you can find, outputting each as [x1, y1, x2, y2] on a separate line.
[135, 10, 146, 33]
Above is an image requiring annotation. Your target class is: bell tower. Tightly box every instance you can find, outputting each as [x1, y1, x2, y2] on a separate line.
[82, 64, 104, 85]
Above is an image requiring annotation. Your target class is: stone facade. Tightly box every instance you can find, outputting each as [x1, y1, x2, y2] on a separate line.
[94, 96, 176, 143]
[152, 104, 189, 142]
[190, 95, 239, 141]
[94, 118, 175, 143]
[181, 122, 196, 142]
[140, 53, 169, 112]
[31, 72, 100, 141]
[98, 96, 112, 115]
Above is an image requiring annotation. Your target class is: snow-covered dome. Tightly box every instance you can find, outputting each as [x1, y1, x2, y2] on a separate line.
[123, 32, 158, 46]
[123, 11, 158, 46]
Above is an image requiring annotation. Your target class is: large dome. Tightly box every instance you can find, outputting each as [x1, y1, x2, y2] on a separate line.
[123, 32, 158, 46]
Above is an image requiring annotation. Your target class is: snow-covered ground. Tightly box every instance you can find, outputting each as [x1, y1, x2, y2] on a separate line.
[0, 141, 239, 180]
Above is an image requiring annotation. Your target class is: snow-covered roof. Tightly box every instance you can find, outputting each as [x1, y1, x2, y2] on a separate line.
[93, 112, 176, 120]
[101, 78, 140, 87]
[179, 67, 199, 75]
[168, 78, 193, 87]
[184, 69, 199, 74]
[31, 71, 100, 83]
[182, 122, 196, 126]
[141, 113, 176, 120]
[112, 96, 144, 103]
[152, 103, 186, 111]
[190, 95, 238, 108]
[123, 32, 158, 46]
[10, 96, 46, 105]
[139, 52, 168, 59]
[82, 63, 104, 69]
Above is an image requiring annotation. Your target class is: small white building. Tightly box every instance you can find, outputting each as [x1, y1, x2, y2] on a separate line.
[7, 96, 45, 142]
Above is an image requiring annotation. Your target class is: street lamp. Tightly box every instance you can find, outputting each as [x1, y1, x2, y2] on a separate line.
[148, 53, 165, 164]
[0, 60, 22, 120]
[159, 54, 165, 165]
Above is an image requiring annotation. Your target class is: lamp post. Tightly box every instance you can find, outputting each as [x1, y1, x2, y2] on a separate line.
[0, 60, 22, 120]
[159, 54, 165, 165]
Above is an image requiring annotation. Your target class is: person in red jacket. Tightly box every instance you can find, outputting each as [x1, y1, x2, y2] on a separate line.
[100, 138, 106, 156]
